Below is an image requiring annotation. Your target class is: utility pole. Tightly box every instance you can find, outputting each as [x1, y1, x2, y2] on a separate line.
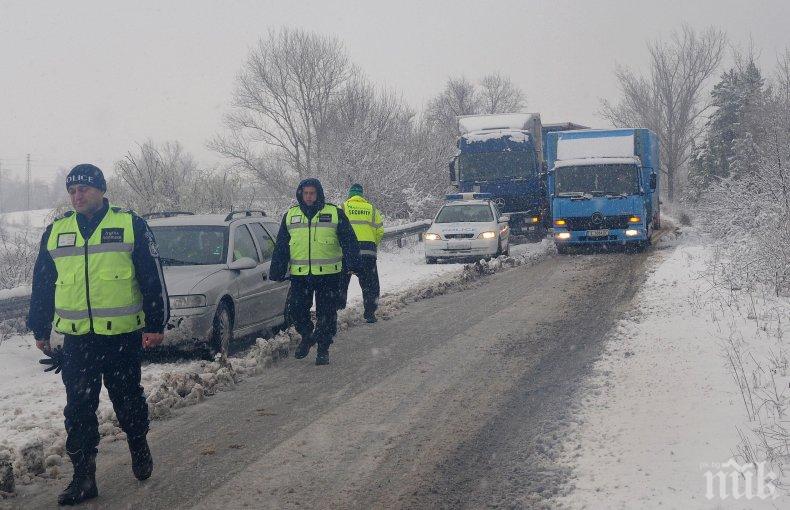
[26, 153, 31, 210]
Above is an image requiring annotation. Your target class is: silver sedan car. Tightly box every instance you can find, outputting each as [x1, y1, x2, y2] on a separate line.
[147, 211, 289, 356]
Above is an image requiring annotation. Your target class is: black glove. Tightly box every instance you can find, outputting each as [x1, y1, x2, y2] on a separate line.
[39, 346, 64, 374]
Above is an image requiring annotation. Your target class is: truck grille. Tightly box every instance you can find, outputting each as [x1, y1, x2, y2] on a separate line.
[565, 215, 631, 231]
[444, 233, 475, 239]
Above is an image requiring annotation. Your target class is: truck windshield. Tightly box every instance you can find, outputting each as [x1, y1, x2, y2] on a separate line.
[435, 204, 494, 223]
[555, 164, 640, 196]
[459, 151, 536, 181]
[150, 226, 228, 266]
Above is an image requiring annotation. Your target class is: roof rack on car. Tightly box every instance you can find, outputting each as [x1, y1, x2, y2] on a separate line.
[224, 210, 267, 221]
[141, 211, 195, 220]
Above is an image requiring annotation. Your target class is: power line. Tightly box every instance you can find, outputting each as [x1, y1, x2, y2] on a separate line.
[26, 153, 31, 210]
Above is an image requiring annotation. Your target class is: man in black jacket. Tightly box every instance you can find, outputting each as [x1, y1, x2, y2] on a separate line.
[270, 178, 360, 365]
[26, 164, 169, 506]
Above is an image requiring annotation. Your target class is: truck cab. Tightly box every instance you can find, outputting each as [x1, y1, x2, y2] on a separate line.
[545, 129, 660, 253]
[449, 113, 546, 240]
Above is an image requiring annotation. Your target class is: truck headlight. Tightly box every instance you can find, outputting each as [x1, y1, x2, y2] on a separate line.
[625, 229, 639, 237]
[478, 231, 496, 239]
[556, 232, 571, 240]
[169, 294, 207, 309]
[423, 232, 441, 241]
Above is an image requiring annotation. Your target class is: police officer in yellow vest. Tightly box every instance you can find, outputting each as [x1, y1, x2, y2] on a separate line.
[26, 164, 169, 506]
[270, 178, 360, 365]
[338, 183, 384, 323]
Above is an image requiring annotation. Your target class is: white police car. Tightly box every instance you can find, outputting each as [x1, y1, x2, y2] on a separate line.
[423, 193, 510, 264]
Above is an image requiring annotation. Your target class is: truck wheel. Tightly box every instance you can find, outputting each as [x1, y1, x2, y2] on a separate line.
[209, 301, 234, 358]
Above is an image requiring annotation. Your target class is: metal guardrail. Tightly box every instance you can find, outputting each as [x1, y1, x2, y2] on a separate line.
[382, 220, 432, 247]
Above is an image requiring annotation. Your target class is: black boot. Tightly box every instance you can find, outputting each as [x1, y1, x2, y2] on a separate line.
[128, 435, 153, 481]
[364, 311, 377, 323]
[58, 451, 97, 506]
[315, 344, 330, 365]
[294, 334, 313, 359]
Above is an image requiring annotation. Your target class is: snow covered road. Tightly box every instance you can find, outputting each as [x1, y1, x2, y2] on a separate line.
[11, 245, 648, 509]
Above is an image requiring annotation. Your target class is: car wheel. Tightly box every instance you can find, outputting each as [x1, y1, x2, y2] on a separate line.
[210, 301, 233, 358]
[425, 256, 437, 264]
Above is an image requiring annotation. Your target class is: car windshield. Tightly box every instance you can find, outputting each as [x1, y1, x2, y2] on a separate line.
[435, 204, 493, 223]
[150, 226, 228, 266]
[459, 151, 537, 181]
[555, 164, 640, 196]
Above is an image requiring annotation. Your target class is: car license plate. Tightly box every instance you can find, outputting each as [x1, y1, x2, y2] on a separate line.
[586, 229, 610, 237]
[448, 241, 471, 250]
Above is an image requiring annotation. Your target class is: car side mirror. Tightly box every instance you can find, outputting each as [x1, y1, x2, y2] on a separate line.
[649, 173, 657, 191]
[499, 215, 510, 223]
[228, 257, 258, 270]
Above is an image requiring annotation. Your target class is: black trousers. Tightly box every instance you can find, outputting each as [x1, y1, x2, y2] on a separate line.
[288, 274, 342, 347]
[61, 331, 148, 456]
[339, 256, 380, 314]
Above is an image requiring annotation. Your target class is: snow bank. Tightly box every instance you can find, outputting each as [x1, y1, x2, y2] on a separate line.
[557, 234, 787, 508]
[0, 287, 31, 300]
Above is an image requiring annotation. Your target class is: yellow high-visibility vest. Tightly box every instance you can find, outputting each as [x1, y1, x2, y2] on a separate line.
[341, 196, 383, 257]
[47, 206, 144, 335]
[286, 204, 343, 275]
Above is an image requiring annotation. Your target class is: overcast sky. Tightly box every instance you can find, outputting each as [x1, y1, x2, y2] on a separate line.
[1, 0, 788, 183]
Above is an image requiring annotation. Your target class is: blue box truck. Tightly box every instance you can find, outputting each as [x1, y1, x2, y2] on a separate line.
[545, 128, 660, 253]
[448, 113, 586, 241]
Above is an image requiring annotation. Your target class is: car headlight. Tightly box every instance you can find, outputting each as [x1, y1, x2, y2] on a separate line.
[478, 231, 496, 239]
[556, 232, 571, 240]
[625, 229, 639, 237]
[169, 294, 207, 309]
[424, 232, 441, 241]
[530, 216, 540, 224]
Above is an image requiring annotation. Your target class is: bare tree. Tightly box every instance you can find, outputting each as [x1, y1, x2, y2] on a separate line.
[601, 25, 726, 201]
[210, 27, 352, 187]
[111, 140, 248, 214]
[479, 73, 526, 114]
[425, 76, 481, 139]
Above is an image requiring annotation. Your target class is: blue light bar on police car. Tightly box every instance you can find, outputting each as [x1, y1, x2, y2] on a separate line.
[445, 192, 493, 201]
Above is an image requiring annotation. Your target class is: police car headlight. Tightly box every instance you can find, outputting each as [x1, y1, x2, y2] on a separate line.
[169, 295, 207, 309]
[478, 231, 496, 239]
[423, 232, 441, 241]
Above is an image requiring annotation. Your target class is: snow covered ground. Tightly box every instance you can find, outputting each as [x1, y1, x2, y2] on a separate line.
[0, 209, 52, 234]
[558, 230, 788, 508]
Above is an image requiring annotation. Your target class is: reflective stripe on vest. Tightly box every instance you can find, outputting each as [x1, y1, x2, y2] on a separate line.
[286, 204, 343, 275]
[47, 207, 144, 335]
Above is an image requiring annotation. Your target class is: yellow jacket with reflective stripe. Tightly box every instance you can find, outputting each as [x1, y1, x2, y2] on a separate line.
[341, 196, 383, 257]
[286, 204, 343, 275]
[47, 207, 144, 335]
